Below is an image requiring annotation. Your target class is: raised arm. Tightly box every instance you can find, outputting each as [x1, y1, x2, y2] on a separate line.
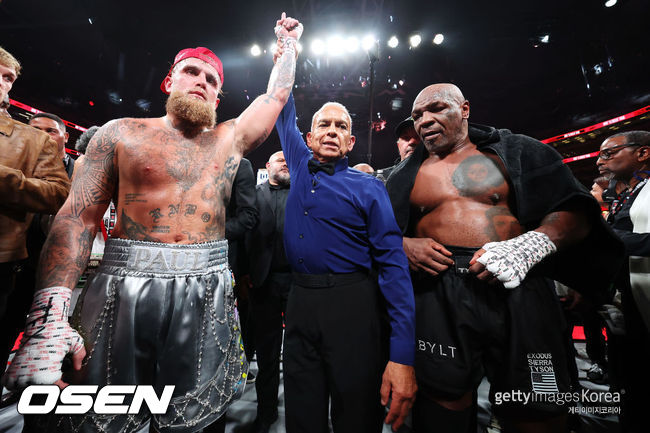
[234, 13, 302, 155]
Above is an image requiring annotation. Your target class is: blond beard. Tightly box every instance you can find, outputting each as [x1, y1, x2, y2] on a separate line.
[166, 91, 216, 129]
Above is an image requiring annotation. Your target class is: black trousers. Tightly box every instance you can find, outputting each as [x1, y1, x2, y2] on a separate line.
[0, 259, 35, 377]
[619, 282, 650, 433]
[284, 272, 387, 433]
[251, 271, 291, 423]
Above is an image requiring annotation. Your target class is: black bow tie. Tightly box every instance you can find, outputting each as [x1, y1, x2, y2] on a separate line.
[308, 159, 336, 176]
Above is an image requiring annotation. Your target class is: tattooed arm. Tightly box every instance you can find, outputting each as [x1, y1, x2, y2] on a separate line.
[3, 121, 118, 389]
[233, 13, 302, 155]
[35, 120, 119, 290]
[469, 208, 591, 288]
[535, 209, 591, 250]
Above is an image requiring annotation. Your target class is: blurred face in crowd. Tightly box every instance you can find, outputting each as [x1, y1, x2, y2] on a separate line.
[597, 135, 648, 182]
[411, 83, 469, 155]
[267, 151, 290, 186]
[0, 62, 17, 108]
[29, 117, 69, 159]
[164, 58, 221, 128]
[307, 103, 355, 163]
[397, 127, 420, 160]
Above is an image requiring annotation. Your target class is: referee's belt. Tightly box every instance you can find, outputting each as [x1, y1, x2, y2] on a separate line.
[292, 271, 370, 289]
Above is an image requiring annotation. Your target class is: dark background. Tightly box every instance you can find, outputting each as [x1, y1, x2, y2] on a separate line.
[2, 0, 649, 184]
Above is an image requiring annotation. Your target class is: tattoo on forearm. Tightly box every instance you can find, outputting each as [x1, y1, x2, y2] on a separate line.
[36, 215, 94, 290]
[267, 38, 296, 95]
[541, 213, 561, 225]
[451, 155, 505, 197]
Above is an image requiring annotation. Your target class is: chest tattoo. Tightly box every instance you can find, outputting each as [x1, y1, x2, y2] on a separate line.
[451, 155, 505, 197]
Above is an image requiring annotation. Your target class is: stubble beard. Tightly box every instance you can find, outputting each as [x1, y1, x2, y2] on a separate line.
[166, 91, 216, 129]
[271, 170, 290, 186]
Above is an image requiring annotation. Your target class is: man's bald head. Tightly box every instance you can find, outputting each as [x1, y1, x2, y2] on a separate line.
[411, 83, 470, 155]
[413, 83, 466, 110]
[267, 150, 290, 186]
[352, 163, 374, 174]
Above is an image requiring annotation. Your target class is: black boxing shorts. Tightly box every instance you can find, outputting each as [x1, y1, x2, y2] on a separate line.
[412, 246, 570, 416]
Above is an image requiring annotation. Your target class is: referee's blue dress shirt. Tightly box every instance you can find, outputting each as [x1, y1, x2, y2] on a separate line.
[275, 93, 415, 365]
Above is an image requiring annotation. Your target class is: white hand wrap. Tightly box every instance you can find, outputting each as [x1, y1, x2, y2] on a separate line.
[3, 287, 84, 389]
[274, 23, 303, 41]
[477, 231, 557, 289]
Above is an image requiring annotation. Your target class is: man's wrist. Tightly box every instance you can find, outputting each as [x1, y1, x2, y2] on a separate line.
[29, 287, 73, 322]
[389, 339, 415, 366]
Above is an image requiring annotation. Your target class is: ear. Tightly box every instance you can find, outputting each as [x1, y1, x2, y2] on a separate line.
[64, 132, 70, 144]
[266, 161, 271, 170]
[163, 76, 173, 94]
[461, 100, 470, 119]
[215, 98, 220, 109]
[638, 145, 650, 163]
[306, 131, 314, 150]
[347, 135, 356, 153]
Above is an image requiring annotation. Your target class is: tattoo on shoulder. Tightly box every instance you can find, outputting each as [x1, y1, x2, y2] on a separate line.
[451, 155, 505, 197]
[69, 121, 121, 216]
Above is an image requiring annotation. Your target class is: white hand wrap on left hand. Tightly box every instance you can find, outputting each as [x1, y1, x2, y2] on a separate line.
[477, 231, 557, 289]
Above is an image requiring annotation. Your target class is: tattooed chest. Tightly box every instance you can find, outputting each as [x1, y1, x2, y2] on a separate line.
[412, 154, 510, 210]
[113, 153, 239, 243]
[121, 150, 222, 189]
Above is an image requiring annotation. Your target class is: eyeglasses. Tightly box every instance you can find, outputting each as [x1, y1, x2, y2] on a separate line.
[597, 143, 642, 160]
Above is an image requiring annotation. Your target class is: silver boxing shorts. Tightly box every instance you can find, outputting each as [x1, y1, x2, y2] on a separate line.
[33, 238, 248, 433]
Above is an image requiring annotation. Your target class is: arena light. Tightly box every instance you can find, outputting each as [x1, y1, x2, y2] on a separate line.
[540, 34, 550, 44]
[311, 38, 326, 55]
[433, 33, 444, 45]
[409, 34, 422, 48]
[361, 35, 376, 51]
[387, 36, 399, 48]
[346, 36, 360, 53]
[605, 0, 617, 7]
[250, 44, 261, 56]
[326, 36, 346, 56]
